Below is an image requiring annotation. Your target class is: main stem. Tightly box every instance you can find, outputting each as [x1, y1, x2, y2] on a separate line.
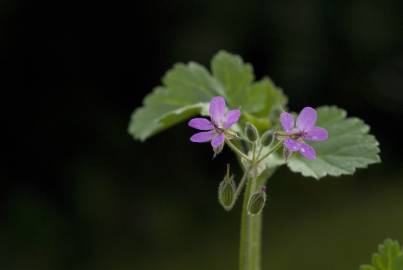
[239, 175, 262, 270]
[239, 167, 276, 270]
[227, 139, 277, 270]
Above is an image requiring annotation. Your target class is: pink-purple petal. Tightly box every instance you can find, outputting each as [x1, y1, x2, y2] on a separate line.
[299, 143, 316, 160]
[211, 133, 225, 149]
[304, 126, 328, 141]
[296, 107, 317, 132]
[188, 118, 213, 130]
[190, 131, 214, 143]
[284, 138, 301, 152]
[209, 96, 226, 125]
[223, 109, 241, 128]
[280, 112, 295, 133]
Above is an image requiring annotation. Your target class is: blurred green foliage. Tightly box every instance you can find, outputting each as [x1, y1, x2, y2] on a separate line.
[360, 239, 403, 270]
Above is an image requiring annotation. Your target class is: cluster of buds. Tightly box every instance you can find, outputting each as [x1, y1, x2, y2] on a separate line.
[218, 164, 267, 214]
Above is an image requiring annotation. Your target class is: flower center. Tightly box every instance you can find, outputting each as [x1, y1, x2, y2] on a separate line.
[289, 130, 305, 140]
[212, 121, 224, 134]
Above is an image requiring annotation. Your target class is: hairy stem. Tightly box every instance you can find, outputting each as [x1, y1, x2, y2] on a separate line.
[226, 139, 251, 161]
[239, 164, 276, 270]
[239, 175, 262, 270]
[227, 166, 251, 210]
[256, 140, 283, 164]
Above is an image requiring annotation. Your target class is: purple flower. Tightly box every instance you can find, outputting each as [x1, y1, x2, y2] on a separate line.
[188, 96, 241, 150]
[280, 107, 328, 160]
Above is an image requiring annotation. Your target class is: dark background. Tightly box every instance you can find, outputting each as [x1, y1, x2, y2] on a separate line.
[2, 0, 403, 269]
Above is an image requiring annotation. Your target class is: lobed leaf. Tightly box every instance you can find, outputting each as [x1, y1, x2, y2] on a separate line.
[129, 51, 286, 141]
[211, 51, 286, 129]
[360, 239, 403, 270]
[128, 63, 222, 141]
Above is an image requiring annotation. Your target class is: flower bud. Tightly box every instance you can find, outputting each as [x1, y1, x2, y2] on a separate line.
[260, 130, 274, 147]
[218, 164, 236, 211]
[245, 123, 259, 142]
[247, 187, 267, 215]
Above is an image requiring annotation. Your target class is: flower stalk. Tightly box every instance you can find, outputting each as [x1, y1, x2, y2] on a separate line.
[239, 166, 277, 270]
[237, 139, 270, 270]
[225, 138, 252, 162]
[240, 173, 262, 270]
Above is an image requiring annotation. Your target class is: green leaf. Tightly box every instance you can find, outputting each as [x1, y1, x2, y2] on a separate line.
[360, 239, 403, 270]
[128, 62, 223, 141]
[211, 51, 254, 107]
[360, 266, 376, 270]
[129, 50, 286, 141]
[287, 106, 380, 179]
[211, 51, 286, 130]
[246, 78, 287, 118]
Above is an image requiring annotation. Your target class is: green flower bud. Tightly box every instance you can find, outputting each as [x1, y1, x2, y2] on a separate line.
[218, 164, 236, 211]
[247, 187, 267, 215]
[218, 179, 235, 210]
[260, 130, 274, 147]
[245, 123, 259, 142]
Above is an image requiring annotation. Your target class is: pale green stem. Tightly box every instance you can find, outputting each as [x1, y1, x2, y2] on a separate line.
[239, 174, 262, 270]
[238, 148, 278, 270]
[239, 143, 260, 270]
[256, 140, 283, 164]
[251, 141, 257, 161]
[226, 139, 251, 161]
[225, 166, 252, 211]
